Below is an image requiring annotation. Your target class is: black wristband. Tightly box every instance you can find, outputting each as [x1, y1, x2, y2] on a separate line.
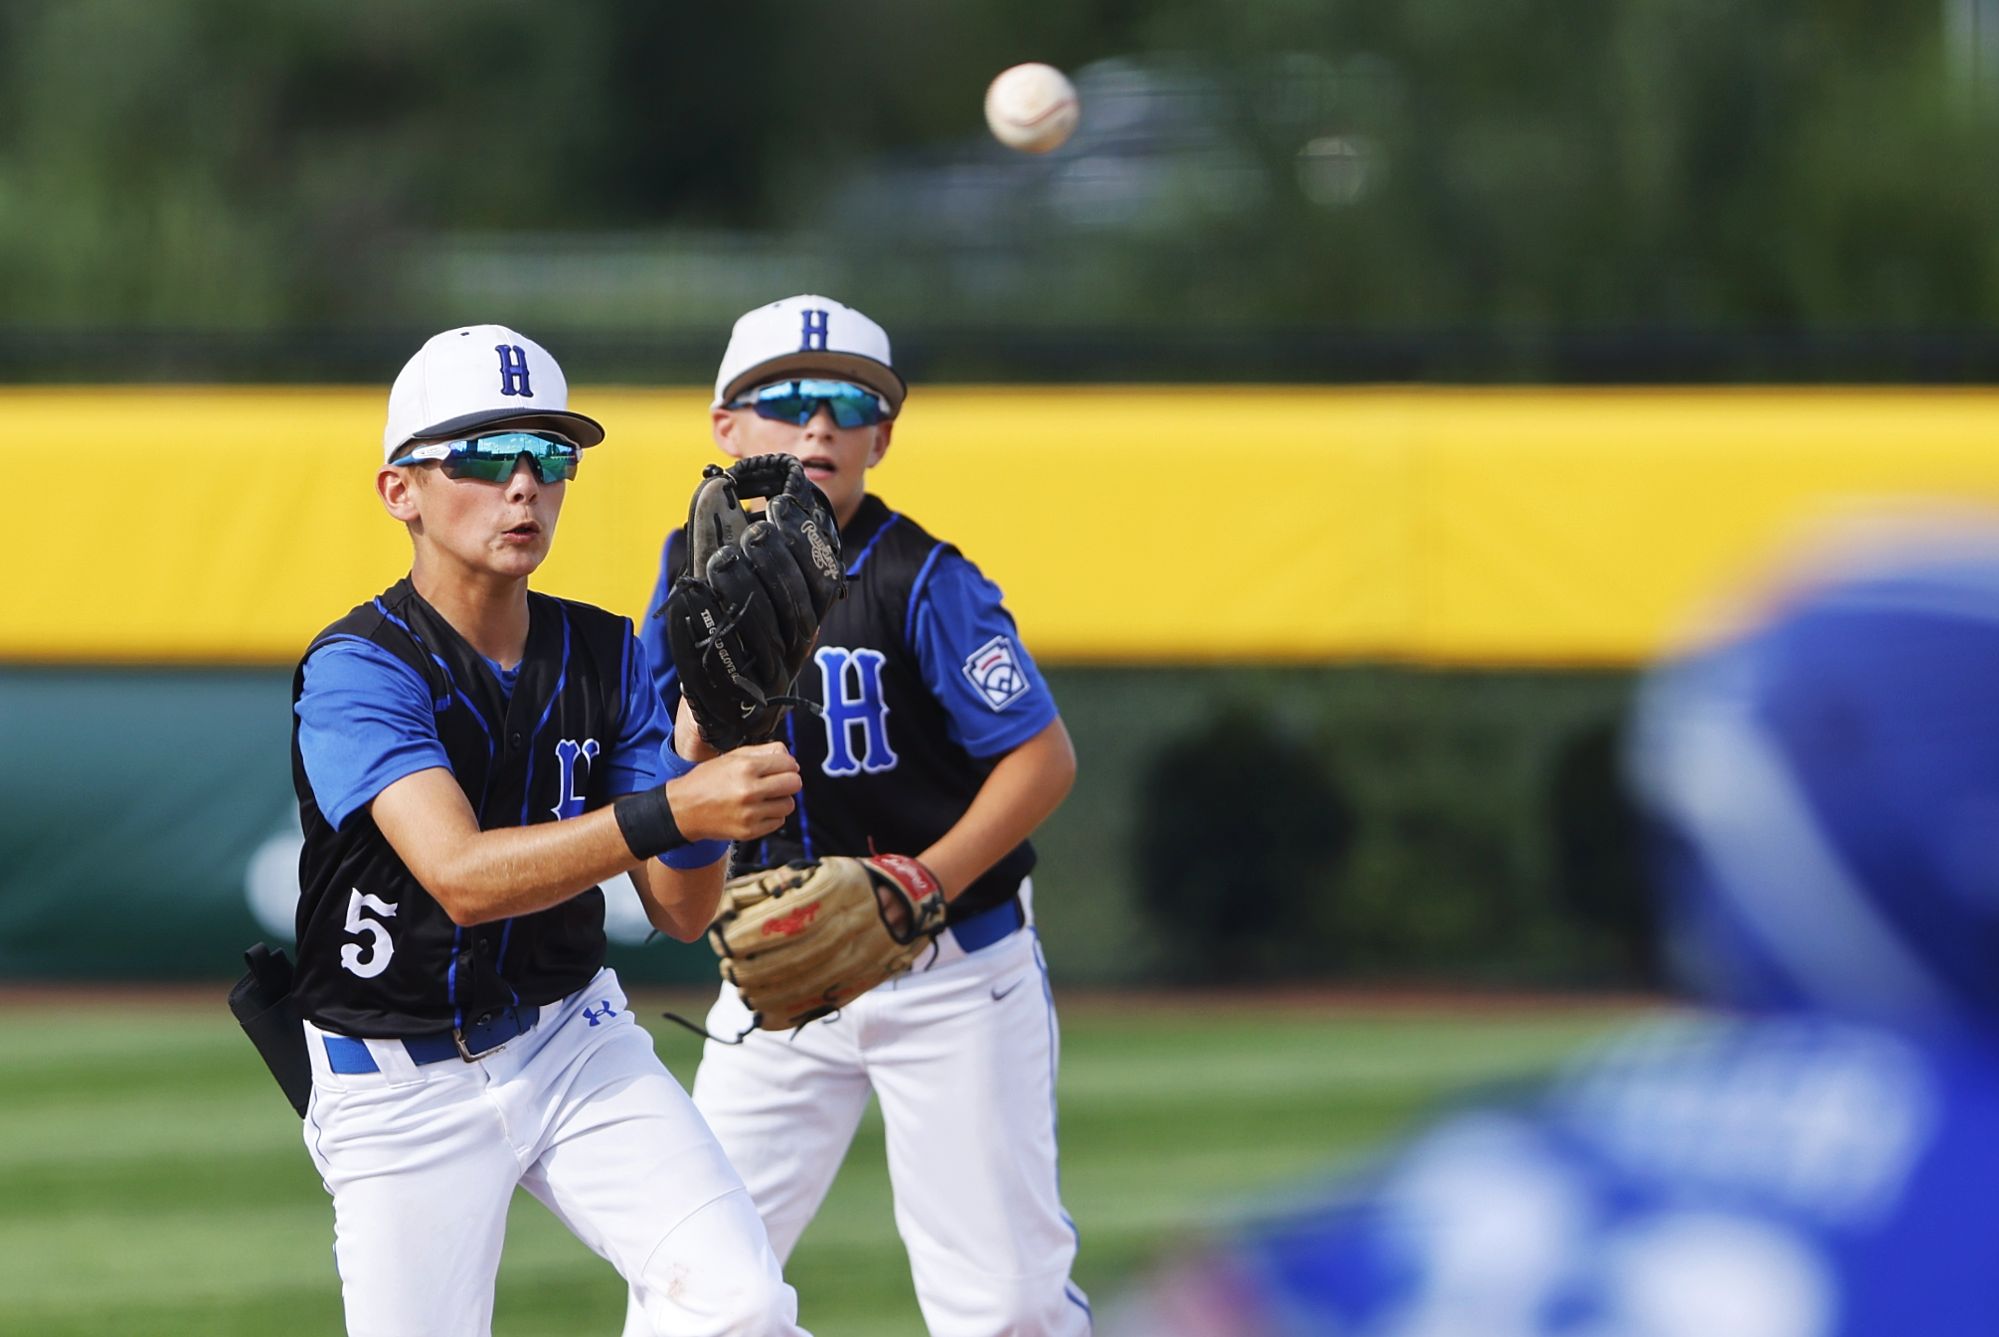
[614, 788, 686, 861]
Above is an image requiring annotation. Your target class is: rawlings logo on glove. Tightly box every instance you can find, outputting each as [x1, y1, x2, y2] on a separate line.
[762, 902, 824, 937]
[659, 455, 846, 751]
[707, 855, 949, 1033]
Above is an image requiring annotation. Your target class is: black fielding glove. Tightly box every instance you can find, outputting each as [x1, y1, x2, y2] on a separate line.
[660, 455, 845, 751]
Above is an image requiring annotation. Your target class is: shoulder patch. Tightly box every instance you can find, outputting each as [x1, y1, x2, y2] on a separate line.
[962, 635, 1032, 711]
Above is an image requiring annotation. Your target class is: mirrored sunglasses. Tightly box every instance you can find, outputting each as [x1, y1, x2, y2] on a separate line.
[727, 378, 889, 428]
[390, 430, 581, 484]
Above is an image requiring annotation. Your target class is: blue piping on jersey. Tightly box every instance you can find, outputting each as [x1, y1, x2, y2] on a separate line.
[495, 612, 573, 996]
[448, 925, 464, 1029]
[904, 542, 951, 637]
[311, 629, 499, 808]
[371, 597, 460, 697]
[496, 921, 516, 999]
[786, 710, 814, 860]
[370, 596, 504, 1023]
[845, 512, 903, 577]
[371, 597, 502, 780]
[308, 630, 502, 809]
[520, 612, 574, 824]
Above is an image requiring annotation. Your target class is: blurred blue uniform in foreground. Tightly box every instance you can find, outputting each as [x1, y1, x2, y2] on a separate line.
[1113, 531, 1999, 1336]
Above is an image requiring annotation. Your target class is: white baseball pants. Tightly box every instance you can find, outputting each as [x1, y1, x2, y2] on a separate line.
[302, 967, 807, 1337]
[624, 900, 1090, 1336]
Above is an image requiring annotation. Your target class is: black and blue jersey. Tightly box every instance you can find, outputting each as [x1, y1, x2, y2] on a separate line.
[290, 577, 673, 1037]
[642, 493, 1058, 921]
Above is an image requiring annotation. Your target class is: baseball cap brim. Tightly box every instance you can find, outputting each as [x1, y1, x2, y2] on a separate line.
[401, 406, 607, 450]
[719, 352, 908, 417]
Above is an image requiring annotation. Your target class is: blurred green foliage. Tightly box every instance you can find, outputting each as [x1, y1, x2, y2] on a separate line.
[0, 1, 1991, 371]
[1042, 667, 1653, 989]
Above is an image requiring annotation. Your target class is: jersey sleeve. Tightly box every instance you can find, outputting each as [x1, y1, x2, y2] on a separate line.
[908, 549, 1059, 758]
[295, 636, 451, 830]
[638, 529, 683, 715]
[602, 625, 674, 798]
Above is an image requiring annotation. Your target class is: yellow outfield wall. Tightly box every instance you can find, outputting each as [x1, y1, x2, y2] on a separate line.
[13, 385, 1999, 667]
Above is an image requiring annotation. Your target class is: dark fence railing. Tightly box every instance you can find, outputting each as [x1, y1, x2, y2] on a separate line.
[4, 327, 1998, 385]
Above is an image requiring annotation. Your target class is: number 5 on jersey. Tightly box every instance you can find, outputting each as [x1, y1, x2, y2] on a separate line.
[340, 889, 400, 978]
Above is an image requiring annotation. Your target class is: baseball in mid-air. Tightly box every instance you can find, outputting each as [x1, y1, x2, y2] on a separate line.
[984, 62, 1080, 154]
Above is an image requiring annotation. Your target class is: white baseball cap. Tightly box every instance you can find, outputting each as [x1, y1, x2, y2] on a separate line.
[383, 324, 606, 462]
[713, 295, 908, 418]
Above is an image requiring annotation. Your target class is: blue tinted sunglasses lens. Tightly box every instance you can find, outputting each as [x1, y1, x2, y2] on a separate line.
[736, 379, 886, 428]
[392, 431, 579, 483]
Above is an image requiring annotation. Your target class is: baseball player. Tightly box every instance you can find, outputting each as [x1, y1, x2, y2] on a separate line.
[624, 296, 1091, 1336]
[1107, 520, 1999, 1337]
[289, 324, 813, 1336]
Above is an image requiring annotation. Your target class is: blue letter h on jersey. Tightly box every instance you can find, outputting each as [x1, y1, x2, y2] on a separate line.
[814, 647, 897, 775]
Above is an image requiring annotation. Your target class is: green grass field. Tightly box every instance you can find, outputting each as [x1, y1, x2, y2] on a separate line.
[0, 992, 1644, 1336]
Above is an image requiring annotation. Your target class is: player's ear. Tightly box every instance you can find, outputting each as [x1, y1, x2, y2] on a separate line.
[866, 420, 893, 468]
[378, 465, 423, 521]
[711, 407, 749, 459]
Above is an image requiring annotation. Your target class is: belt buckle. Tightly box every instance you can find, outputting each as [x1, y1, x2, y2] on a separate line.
[453, 1005, 529, 1062]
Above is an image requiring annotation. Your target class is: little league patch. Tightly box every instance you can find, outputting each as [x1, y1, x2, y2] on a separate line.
[963, 635, 1031, 710]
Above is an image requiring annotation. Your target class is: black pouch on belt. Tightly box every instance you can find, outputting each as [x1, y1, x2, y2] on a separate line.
[227, 942, 311, 1118]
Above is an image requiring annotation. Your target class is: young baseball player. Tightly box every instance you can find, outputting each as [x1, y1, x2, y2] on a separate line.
[625, 296, 1090, 1336]
[289, 324, 813, 1336]
[1107, 522, 1999, 1337]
